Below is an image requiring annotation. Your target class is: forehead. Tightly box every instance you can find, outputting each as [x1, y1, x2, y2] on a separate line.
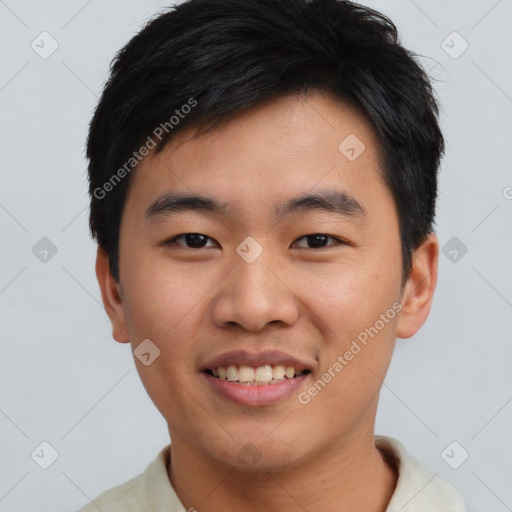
[124, 91, 389, 221]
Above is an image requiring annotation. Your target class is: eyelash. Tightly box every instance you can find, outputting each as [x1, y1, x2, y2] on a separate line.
[165, 233, 347, 250]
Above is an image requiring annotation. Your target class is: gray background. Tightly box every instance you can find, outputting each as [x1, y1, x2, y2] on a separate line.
[0, 0, 511, 510]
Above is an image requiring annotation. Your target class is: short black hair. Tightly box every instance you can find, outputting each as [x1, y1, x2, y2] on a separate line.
[86, 0, 444, 284]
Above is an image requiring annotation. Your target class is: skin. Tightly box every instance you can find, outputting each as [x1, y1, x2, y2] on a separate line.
[96, 91, 438, 512]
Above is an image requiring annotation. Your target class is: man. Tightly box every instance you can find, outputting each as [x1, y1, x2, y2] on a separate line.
[79, 0, 467, 510]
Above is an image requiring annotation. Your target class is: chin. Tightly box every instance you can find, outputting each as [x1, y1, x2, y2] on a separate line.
[207, 433, 309, 474]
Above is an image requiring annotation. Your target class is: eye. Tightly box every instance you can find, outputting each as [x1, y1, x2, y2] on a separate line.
[292, 233, 345, 249]
[166, 233, 219, 249]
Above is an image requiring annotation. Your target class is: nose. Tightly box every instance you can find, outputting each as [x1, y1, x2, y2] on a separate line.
[210, 251, 300, 332]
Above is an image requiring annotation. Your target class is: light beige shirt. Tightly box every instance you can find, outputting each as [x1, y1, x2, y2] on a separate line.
[76, 436, 467, 511]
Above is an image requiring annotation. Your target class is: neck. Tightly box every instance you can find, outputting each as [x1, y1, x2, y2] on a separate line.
[167, 424, 398, 512]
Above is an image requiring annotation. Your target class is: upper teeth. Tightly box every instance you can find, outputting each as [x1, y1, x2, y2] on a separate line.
[211, 364, 305, 383]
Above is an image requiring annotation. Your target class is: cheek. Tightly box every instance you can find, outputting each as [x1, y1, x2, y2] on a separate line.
[293, 244, 401, 397]
[294, 254, 401, 338]
[120, 259, 212, 419]
[121, 249, 214, 340]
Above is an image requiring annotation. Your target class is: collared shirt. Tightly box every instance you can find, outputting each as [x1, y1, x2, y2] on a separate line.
[76, 435, 467, 511]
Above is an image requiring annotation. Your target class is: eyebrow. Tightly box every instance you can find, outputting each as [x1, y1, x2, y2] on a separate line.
[145, 189, 365, 221]
[276, 189, 365, 219]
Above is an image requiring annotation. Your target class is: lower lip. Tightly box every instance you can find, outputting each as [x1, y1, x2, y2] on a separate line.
[202, 372, 310, 407]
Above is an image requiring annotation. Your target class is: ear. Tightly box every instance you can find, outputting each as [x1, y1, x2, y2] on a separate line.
[95, 247, 130, 344]
[396, 233, 439, 339]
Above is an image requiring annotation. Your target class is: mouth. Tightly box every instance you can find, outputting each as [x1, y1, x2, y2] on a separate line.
[201, 349, 315, 406]
[204, 364, 312, 385]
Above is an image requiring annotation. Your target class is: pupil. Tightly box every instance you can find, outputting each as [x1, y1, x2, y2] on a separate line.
[186, 233, 206, 248]
[308, 234, 327, 248]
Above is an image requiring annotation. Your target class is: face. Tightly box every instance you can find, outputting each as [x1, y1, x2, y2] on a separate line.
[97, 91, 438, 472]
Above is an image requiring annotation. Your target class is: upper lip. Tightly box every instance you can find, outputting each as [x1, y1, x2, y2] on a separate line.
[202, 349, 315, 372]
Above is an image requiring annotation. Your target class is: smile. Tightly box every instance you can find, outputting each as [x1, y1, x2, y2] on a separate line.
[205, 364, 310, 385]
[203, 366, 311, 407]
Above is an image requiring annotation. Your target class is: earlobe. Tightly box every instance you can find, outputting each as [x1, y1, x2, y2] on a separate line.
[396, 233, 439, 339]
[95, 247, 130, 344]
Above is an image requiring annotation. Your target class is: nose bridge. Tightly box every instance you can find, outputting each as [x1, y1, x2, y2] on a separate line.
[235, 250, 277, 296]
[211, 243, 299, 331]
[232, 233, 280, 291]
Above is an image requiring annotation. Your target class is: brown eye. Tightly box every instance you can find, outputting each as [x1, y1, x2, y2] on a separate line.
[292, 234, 344, 249]
[167, 233, 218, 249]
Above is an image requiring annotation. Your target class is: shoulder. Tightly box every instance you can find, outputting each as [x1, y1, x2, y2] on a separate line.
[75, 471, 147, 512]
[75, 444, 176, 512]
[375, 435, 468, 512]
